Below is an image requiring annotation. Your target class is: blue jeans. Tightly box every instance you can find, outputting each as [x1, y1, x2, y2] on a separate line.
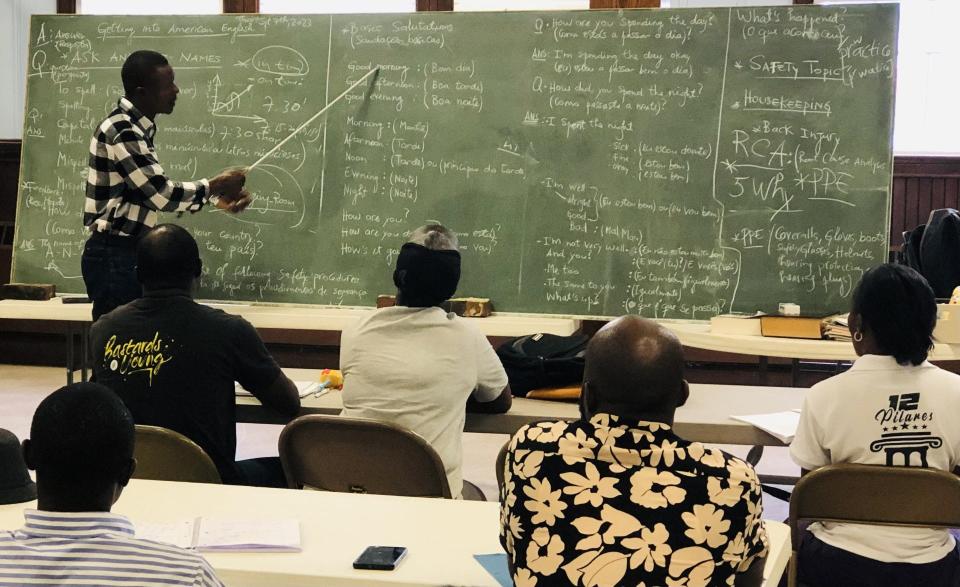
[233, 457, 287, 488]
[81, 234, 141, 321]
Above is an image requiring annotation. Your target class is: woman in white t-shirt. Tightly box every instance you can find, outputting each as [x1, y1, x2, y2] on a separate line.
[790, 263, 960, 587]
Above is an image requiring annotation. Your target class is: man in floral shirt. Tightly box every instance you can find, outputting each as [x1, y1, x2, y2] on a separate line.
[500, 316, 768, 587]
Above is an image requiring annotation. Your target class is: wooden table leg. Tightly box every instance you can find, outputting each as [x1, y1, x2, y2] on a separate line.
[746, 444, 764, 466]
[80, 323, 90, 382]
[65, 322, 75, 385]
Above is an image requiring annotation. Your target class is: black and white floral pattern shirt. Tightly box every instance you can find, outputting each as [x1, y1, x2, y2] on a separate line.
[500, 414, 768, 587]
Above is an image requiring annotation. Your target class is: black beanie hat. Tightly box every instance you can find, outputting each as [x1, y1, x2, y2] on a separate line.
[393, 242, 461, 308]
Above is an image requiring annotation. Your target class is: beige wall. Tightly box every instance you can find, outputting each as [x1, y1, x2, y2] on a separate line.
[0, 0, 58, 139]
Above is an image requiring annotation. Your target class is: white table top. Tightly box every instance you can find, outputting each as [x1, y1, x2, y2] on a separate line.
[0, 298, 93, 321]
[0, 298, 580, 337]
[8, 298, 960, 362]
[663, 321, 960, 361]
[0, 479, 790, 587]
[238, 369, 806, 446]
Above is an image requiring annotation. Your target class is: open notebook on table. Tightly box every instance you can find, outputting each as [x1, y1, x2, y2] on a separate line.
[235, 381, 326, 398]
[136, 517, 301, 552]
[730, 410, 802, 444]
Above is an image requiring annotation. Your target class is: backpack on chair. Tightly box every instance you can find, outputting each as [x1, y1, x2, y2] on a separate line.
[897, 223, 925, 273]
[920, 209, 960, 299]
[496, 333, 588, 398]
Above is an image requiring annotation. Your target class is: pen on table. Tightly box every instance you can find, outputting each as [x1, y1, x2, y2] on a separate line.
[314, 381, 331, 398]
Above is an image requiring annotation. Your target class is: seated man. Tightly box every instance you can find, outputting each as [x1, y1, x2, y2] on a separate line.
[500, 316, 768, 587]
[340, 224, 511, 498]
[0, 383, 223, 586]
[91, 224, 299, 487]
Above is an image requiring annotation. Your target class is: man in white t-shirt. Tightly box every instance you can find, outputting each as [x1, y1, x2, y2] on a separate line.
[790, 263, 960, 586]
[340, 224, 511, 498]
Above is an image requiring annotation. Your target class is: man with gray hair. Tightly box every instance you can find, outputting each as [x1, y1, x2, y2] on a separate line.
[340, 224, 511, 498]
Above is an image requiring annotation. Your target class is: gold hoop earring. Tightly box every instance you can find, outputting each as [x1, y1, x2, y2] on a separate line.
[853, 331, 863, 342]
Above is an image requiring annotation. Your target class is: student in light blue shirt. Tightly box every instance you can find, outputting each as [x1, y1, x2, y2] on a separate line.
[0, 383, 223, 587]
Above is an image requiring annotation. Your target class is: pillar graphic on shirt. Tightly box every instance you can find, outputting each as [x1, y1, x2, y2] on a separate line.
[870, 392, 942, 467]
[102, 332, 174, 386]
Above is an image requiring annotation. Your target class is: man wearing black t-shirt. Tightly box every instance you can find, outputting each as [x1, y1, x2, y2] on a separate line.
[90, 224, 299, 487]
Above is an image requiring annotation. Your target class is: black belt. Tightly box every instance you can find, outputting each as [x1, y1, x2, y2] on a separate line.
[88, 231, 140, 247]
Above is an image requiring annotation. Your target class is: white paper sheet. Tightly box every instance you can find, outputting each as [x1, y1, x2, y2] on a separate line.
[730, 410, 801, 444]
[235, 380, 324, 398]
[198, 518, 301, 552]
[136, 518, 301, 552]
[136, 519, 195, 549]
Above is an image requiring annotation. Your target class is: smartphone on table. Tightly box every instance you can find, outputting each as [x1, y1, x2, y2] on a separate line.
[353, 545, 408, 570]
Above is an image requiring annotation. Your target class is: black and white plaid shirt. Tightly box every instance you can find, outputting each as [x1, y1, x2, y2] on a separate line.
[84, 97, 209, 237]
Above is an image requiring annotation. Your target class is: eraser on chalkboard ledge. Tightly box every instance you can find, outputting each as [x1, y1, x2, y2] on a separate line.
[444, 298, 494, 318]
[778, 302, 801, 316]
[0, 283, 56, 301]
[61, 296, 91, 304]
[375, 294, 493, 317]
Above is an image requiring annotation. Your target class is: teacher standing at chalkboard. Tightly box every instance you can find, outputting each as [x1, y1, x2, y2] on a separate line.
[81, 50, 250, 321]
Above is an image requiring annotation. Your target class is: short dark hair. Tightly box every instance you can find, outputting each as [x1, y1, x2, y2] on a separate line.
[851, 263, 937, 366]
[121, 50, 169, 95]
[136, 224, 201, 289]
[29, 383, 134, 489]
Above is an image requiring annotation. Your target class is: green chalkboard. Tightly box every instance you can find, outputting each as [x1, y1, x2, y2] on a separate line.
[13, 6, 898, 318]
